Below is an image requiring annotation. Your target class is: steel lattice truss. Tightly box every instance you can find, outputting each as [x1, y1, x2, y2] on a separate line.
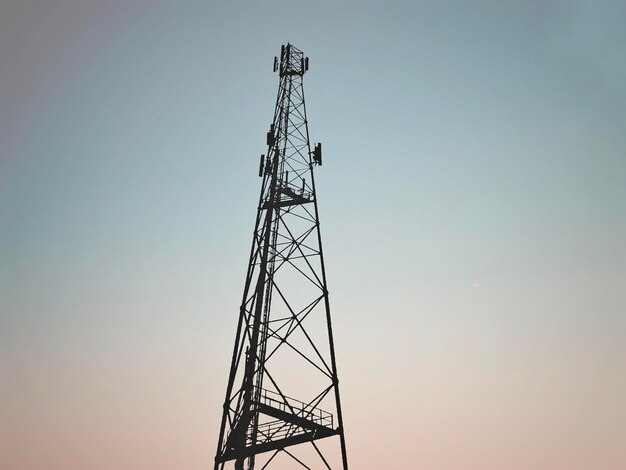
[214, 44, 348, 470]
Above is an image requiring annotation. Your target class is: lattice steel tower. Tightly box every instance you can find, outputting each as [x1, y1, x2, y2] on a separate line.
[214, 44, 348, 470]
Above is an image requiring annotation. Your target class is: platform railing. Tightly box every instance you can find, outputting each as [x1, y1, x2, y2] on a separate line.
[256, 387, 333, 427]
[248, 387, 334, 445]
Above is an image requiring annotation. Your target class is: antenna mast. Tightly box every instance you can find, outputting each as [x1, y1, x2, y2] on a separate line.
[213, 43, 348, 470]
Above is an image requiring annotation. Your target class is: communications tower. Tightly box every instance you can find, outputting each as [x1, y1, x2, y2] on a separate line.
[214, 44, 348, 470]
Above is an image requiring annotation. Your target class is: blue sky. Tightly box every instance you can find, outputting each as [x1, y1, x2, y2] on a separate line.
[1, 1, 625, 469]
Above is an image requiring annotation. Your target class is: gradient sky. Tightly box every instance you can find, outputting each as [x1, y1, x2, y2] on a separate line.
[1, 1, 625, 469]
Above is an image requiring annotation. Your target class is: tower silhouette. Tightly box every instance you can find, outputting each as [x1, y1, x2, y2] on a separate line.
[214, 44, 348, 470]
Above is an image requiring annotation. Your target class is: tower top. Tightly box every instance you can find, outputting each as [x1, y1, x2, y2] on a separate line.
[273, 43, 309, 77]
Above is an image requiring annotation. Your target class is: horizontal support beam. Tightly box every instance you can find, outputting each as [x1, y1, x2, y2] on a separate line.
[217, 427, 338, 463]
[257, 403, 328, 433]
[261, 198, 312, 210]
